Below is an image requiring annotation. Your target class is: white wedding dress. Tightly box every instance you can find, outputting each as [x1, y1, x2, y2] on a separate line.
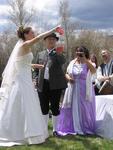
[0, 52, 48, 146]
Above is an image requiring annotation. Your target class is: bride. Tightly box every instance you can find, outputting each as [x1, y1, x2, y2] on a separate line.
[0, 25, 58, 146]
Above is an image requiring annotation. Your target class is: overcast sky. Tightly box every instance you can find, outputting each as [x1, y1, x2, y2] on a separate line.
[0, 0, 113, 31]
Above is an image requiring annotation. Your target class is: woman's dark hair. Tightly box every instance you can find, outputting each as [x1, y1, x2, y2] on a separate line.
[75, 46, 90, 59]
[17, 26, 32, 40]
[90, 54, 98, 68]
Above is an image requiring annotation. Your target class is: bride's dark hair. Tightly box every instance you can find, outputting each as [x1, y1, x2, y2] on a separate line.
[17, 26, 32, 40]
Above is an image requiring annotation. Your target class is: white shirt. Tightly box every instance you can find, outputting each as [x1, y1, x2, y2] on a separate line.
[44, 49, 54, 80]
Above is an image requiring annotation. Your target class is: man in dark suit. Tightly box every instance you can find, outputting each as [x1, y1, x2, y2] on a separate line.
[35, 33, 67, 136]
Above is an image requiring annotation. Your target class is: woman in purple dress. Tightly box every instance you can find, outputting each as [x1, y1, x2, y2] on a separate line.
[57, 46, 96, 135]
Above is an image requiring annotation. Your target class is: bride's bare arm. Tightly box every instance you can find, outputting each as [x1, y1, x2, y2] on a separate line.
[22, 27, 57, 50]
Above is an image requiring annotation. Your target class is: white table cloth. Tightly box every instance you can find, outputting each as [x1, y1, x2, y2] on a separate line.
[96, 95, 113, 139]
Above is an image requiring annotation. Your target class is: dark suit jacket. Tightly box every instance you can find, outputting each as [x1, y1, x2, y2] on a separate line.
[35, 49, 67, 92]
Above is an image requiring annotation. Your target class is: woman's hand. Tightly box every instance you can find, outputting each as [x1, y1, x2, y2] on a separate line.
[68, 77, 75, 84]
[65, 74, 74, 84]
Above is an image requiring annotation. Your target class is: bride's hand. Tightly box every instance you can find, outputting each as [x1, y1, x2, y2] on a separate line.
[36, 64, 44, 69]
[56, 25, 64, 35]
[32, 64, 44, 69]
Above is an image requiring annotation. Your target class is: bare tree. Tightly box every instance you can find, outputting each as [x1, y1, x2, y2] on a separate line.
[0, 28, 17, 79]
[8, 0, 35, 27]
[59, 0, 79, 63]
[59, 0, 70, 62]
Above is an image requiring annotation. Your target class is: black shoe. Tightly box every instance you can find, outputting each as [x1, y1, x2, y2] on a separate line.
[53, 131, 61, 137]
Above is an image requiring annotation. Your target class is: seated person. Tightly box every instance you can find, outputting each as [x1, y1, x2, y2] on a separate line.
[95, 49, 113, 95]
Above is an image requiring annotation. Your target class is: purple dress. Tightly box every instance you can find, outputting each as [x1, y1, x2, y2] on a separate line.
[57, 63, 96, 135]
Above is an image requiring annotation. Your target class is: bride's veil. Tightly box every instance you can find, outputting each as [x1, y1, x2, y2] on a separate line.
[0, 40, 23, 98]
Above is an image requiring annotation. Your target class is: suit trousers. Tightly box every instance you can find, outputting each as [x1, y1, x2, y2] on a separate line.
[38, 79, 62, 116]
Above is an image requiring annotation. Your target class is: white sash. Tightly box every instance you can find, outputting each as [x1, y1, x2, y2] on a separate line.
[62, 60, 93, 108]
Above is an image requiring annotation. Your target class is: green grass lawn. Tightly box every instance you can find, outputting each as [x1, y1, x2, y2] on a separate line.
[0, 120, 113, 150]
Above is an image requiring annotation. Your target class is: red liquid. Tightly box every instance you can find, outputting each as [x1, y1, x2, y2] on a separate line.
[56, 46, 64, 53]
